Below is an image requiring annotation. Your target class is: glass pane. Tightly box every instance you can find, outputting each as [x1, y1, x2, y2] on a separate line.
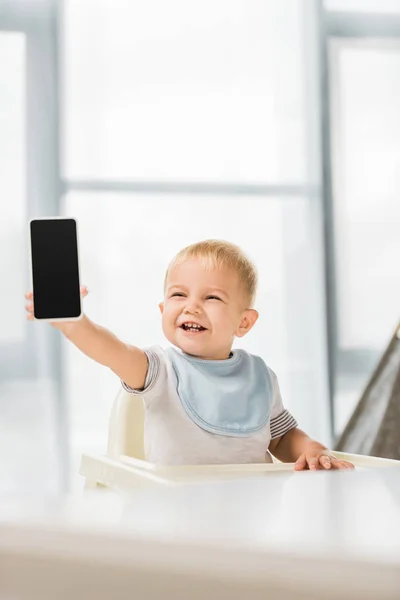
[0, 33, 25, 343]
[0, 379, 59, 494]
[0, 33, 60, 495]
[325, 0, 400, 12]
[65, 192, 330, 486]
[62, 0, 309, 184]
[330, 40, 400, 433]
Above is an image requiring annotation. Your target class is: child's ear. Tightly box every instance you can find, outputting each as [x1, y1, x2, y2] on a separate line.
[158, 302, 164, 314]
[235, 309, 259, 338]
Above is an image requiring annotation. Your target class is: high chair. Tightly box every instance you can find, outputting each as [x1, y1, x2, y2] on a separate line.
[79, 387, 400, 492]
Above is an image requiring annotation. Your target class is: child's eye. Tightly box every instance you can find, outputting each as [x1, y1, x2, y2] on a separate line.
[171, 292, 185, 298]
[206, 295, 222, 301]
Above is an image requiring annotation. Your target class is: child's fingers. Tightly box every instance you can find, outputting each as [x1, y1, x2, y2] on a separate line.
[307, 457, 319, 470]
[331, 459, 354, 471]
[319, 456, 332, 470]
[25, 294, 34, 321]
[294, 454, 307, 471]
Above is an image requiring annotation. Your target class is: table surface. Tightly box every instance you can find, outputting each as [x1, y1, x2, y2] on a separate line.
[1, 466, 400, 599]
[117, 465, 400, 561]
[2, 465, 400, 560]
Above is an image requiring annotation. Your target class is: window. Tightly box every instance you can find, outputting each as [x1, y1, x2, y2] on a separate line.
[62, 0, 309, 184]
[325, 0, 400, 13]
[0, 26, 60, 494]
[330, 39, 400, 433]
[0, 33, 26, 344]
[62, 0, 330, 485]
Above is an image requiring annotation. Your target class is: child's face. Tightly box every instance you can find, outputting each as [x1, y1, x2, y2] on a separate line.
[159, 258, 258, 360]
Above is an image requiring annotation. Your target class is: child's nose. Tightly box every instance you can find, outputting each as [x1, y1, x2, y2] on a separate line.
[183, 304, 202, 315]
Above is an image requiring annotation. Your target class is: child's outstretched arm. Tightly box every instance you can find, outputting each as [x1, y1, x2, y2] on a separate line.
[25, 287, 148, 390]
[268, 427, 354, 471]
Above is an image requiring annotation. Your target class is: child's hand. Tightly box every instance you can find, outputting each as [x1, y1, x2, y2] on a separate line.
[294, 451, 355, 471]
[25, 286, 89, 327]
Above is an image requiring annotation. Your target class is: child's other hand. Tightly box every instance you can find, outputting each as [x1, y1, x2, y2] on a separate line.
[294, 451, 355, 471]
[25, 285, 89, 325]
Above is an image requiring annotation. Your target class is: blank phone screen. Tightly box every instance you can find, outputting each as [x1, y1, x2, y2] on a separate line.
[30, 218, 81, 320]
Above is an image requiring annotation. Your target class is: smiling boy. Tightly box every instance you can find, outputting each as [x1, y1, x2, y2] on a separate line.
[26, 239, 353, 471]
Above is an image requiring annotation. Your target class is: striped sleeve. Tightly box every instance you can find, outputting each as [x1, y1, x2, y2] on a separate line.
[121, 348, 160, 395]
[267, 365, 298, 439]
[270, 409, 298, 439]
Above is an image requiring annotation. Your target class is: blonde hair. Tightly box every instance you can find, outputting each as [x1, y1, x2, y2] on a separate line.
[164, 239, 258, 307]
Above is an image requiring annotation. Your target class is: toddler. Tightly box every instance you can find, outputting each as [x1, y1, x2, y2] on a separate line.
[26, 239, 353, 471]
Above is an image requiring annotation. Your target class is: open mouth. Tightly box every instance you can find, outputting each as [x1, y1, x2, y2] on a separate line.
[180, 322, 207, 333]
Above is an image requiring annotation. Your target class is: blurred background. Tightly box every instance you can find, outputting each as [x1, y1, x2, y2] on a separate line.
[0, 0, 399, 494]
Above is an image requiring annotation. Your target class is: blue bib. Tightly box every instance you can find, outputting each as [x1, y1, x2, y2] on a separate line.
[166, 348, 273, 437]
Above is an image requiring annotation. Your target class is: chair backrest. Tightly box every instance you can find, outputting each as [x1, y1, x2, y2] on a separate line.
[107, 388, 145, 460]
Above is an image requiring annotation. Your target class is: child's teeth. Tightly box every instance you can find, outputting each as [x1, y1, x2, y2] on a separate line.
[183, 322, 203, 330]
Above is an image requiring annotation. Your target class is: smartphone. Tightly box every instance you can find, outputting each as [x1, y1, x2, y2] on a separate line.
[29, 217, 82, 321]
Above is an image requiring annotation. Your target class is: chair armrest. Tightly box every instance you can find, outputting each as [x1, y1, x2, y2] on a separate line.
[332, 451, 400, 468]
[80, 454, 174, 490]
[80, 451, 400, 494]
